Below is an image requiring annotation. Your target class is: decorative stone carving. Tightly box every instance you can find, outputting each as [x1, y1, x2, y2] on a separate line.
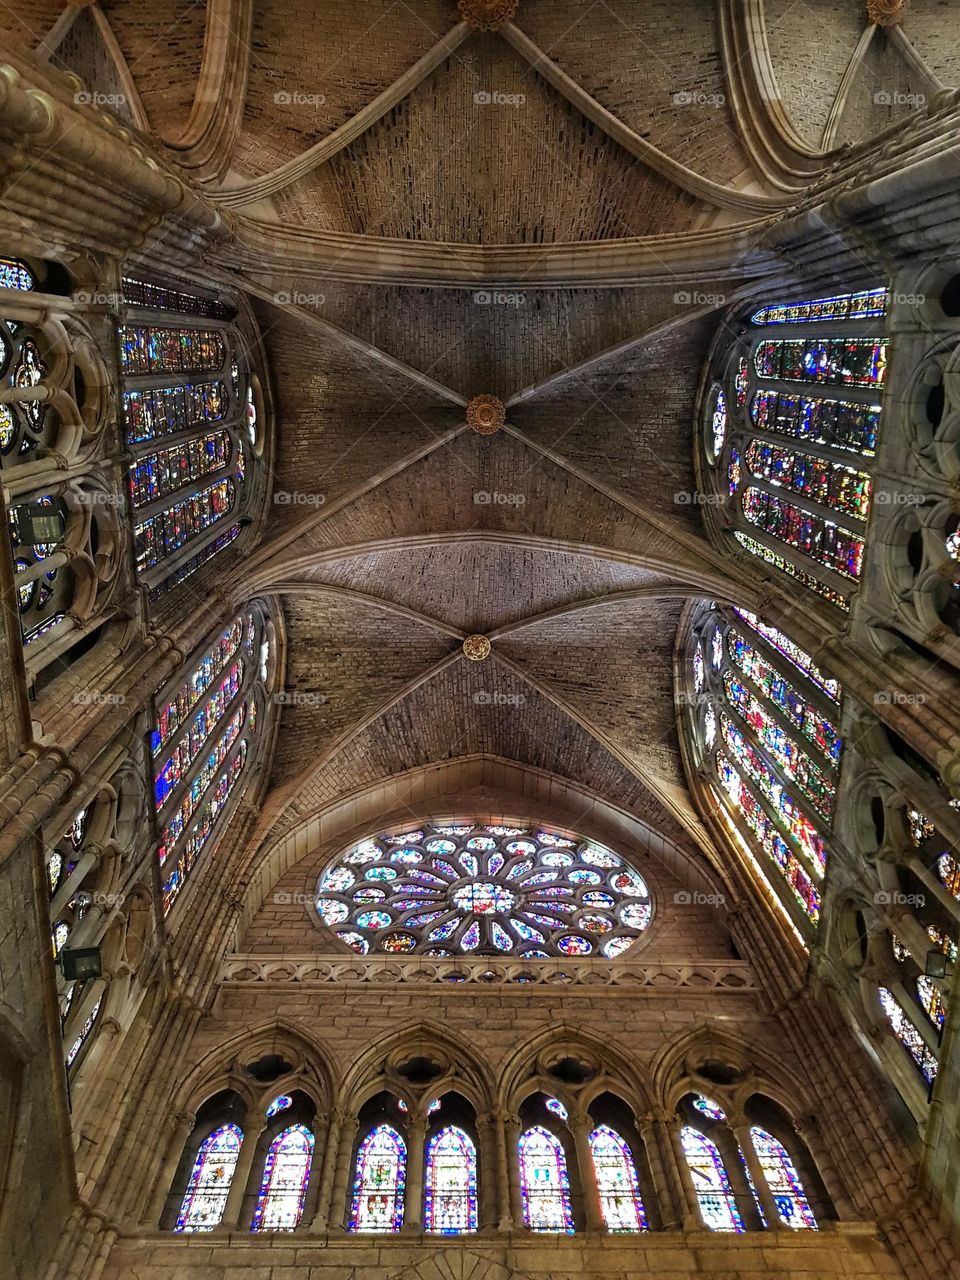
[867, 0, 905, 26]
[462, 634, 492, 661]
[457, 0, 518, 31]
[466, 393, 505, 435]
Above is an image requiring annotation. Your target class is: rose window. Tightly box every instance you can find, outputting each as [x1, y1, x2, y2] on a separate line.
[315, 822, 652, 958]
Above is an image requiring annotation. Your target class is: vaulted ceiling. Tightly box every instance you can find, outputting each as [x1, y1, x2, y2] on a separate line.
[6, 0, 953, 882]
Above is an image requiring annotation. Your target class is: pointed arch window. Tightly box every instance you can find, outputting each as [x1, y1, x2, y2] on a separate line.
[749, 1127, 817, 1229]
[117, 276, 260, 596]
[518, 1125, 574, 1233]
[349, 1125, 406, 1233]
[680, 1127, 744, 1233]
[175, 1124, 243, 1232]
[424, 1125, 478, 1234]
[152, 607, 271, 912]
[879, 987, 939, 1084]
[684, 605, 842, 940]
[589, 1124, 647, 1232]
[703, 287, 887, 609]
[250, 1123, 314, 1232]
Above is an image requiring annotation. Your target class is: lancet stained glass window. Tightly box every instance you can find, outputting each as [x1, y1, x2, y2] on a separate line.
[687, 606, 841, 937]
[152, 609, 267, 912]
[349, 1125, 406, 1233]
[518, 1126, 575, 1233]
[176, 1124, 243, 1232]
[316, 822, 651, 957]
[118, 278, 256, 591]
[749, 1128, 817, 1229]
[589, 1125, 647, 1232]
[681, 1127, 744, 1232]
[251, 1124, 314, 1232]
[424, 1126, 478, 1233]
[879, 987, 939, 1084]
[706, 288, 887, 606]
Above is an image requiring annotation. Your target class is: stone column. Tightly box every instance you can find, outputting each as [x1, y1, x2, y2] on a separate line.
[502, 1112, 522, 1230]
[326, 1113, 359, 1233]
[570, 1111, 605, 1232]
[300, 1113, 329, 1229]
[403, 1111, 427, 1232]
[793, 1114, 854, 1221]
[477, 1112, 499, 1231]
[668, 1121, 706, 1231]
[309, 1107, 344, 1232]
[144, 1110, 195, 1227]
[638, 1113, 682, 1230]
[730, 1118, 781, 1231]
[218, 1118, 267, 1232]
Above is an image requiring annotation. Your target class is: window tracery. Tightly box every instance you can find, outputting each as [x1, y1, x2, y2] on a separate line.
[117, 276, 259, 596]
[703, 287, 888, 608]
[152, 606, 272, 912]
[315, 822, 652, 958]
[683, 604, 842, 937]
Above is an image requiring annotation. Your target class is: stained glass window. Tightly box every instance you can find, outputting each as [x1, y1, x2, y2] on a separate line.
[176, 1124, 242, 1232]
[708, 290, 886, 605]
[589, 1125, 647, 1232]
[518, 1126, 575, 1233]
[711, 390, 727, 457]
[319, 822, 651, 957]
[750, 289, 887, 326]
[118, 281, 255, 591]
[266, 1095, 292, 1118]
[424, 1126, 477, 1233]
[65, 995, 102, 1068]
[0, 257, 35, 291]
[251, 1124, 314, 1232]
[349, 1125, 406, 1232]
[692, 1096, 726, 1121]
[681, 1127, 744, 1232]
[749, 1128, 817, 1229]
[153, 610, 265, 913]
[689, 607, 839, 935]
[879, 987, 938, 1084]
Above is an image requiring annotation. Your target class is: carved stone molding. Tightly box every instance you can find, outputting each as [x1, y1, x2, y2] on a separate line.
[221, 954, 758, 994]
[867, 0, 905, 26]
[466, 394, 505, 435]
[457, 0, 518, 31]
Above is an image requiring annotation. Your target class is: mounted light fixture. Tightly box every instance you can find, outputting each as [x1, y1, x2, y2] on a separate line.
[59, 946, 102, 982]
[925, 949, 949, 979]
